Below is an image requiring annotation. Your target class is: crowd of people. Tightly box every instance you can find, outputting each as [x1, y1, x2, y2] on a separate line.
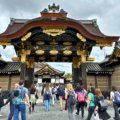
[0, 81, 120, 120]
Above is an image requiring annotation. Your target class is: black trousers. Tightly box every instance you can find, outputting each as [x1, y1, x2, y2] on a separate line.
[87, 106, 95, 120]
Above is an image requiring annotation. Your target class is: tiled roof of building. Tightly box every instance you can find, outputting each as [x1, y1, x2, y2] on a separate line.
[0, 62, 21, 74]
[86, 62, 113, 74]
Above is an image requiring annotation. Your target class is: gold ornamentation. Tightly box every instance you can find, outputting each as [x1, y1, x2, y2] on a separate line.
[76, 33, 86, 42]
[39, 56, 46, 60]
[51, 57, 57, 61]
[96, 41, 112, 46]
[11, 57, 19, 61]
[21, 32, 32, 41]
[62, 57, 68, 61]
[63, 42, 72, 45]
[0, 42, 11, 45]
[36, 41, 45, 45]
[50, 39, 58, 45]
[36, 50, 45, 55]
[87, 57, 95, 61]
[50, 50, 58, 55]
[73, 57, 81, 68]
[63, 50, 72, 55]
[42, 28, 65, 37]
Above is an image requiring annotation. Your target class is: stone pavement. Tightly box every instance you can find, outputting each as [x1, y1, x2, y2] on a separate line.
[0, 100, 115, 120]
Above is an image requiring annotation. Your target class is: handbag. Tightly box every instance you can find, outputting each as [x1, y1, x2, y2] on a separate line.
[91, 110, 100, 120]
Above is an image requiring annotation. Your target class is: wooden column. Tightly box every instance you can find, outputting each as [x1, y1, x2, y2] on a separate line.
[95, 74, 98, 88]
[108, 75, 112, 91]
[25, 58, 34, 88]
[20, 63, 27, 81]
[8, 73, 12, 90]
[72, 57, 81, 84]
[81, 63, 87, 87]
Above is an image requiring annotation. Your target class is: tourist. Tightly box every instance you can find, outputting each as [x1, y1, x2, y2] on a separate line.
[0, 87, 4, 117]
[29, 84, 36, 113]
[86, 87, 96, 120]
[95, 88, 110, 120]
[110, 86, 120, 120]
[51, 84, 57, 106]
[76, 86, 85, 118]
[13, 81, 30, 120]
[65, 83, 76, 120]
[4, 83, 19, 120]
[43, 84, 51, 112]
[58, 84, 65, 111]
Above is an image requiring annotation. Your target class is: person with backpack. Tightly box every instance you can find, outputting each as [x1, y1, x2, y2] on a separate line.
[65, 83, 76, 120]
[95, 88, 110, 120]
[110, 86, 120, 120]
[4, 83, 19, 120]
[86, 87, 96, 120]
[0, 89, 4, 117]
[13, 81, 30, 120]
[58, 84, 65, 111]
[43, 84, 51, 112]
[76, 86, 85, 118]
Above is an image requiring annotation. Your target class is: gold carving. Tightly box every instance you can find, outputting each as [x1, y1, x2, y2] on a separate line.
[36, 50, 45, 55]
[0, 42, 11, 45]
[63, 50, 72, 55]
[76, 33, 86, 42]
[51, 57, 57, 61]
[39, 56, 46, 60]
[12, 57, 19, 61]
[50, 50, 58, 55]
[21, 32, 32, 41]
[96, 41, 112, 46]
[87, 57, 95, 61]
[36, 41, 45, 45]
[73, 57, 81, 68]
[63, 42, 72, 45]
[62, 57, 68, 61]
[50, 39, 58, 45]
[42, 28, 65, 37]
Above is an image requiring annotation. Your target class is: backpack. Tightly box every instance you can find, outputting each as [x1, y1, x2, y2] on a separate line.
[99, 99, 108, 112]
[12, 88, 23, 106]
[58, 87, 65, 96]
[52, 88, 56, 94]
[67, 92, 76, 105]
[77, 92, 85, 103]
[114, 91, 120, 105]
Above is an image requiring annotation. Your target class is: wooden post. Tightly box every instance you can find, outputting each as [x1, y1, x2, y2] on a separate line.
[8, 73, 12, 90]
[108, 75, 112, 91]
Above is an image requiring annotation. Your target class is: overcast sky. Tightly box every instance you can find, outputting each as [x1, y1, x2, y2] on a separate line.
[0, 0, 120, 73]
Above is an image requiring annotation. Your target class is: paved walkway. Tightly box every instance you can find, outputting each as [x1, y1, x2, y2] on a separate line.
[0, 99, 115, 120]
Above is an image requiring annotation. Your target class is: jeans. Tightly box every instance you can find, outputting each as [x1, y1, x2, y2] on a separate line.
[68, 105, 75, 120]
[87, 106, 95, 120]
[13, 104, 26, 120]
[8, 103, 14, 120]
[44, 100, 50, 111]
[113, 103, 120, 120]
[76, 102, 84, 117]
[59, 96, 63, 110]
[52, 94, 56, 106]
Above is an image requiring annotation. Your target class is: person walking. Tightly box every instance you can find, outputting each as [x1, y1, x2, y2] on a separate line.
[4, 83, 19, 120]
[76, 86, 85, 118]
[95, 88, 110, 120]
[58, 84, 65, 111]
[51, 84, 56, 106]
[0, 87, 4, 117]
[86, 87, 96, 120]
[110, 86, 120, 120]
[29, 84, 36, 113]
[65, 83, 76, 120]
[43, 84, 51, 112]
[13, 81, 30, 120]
